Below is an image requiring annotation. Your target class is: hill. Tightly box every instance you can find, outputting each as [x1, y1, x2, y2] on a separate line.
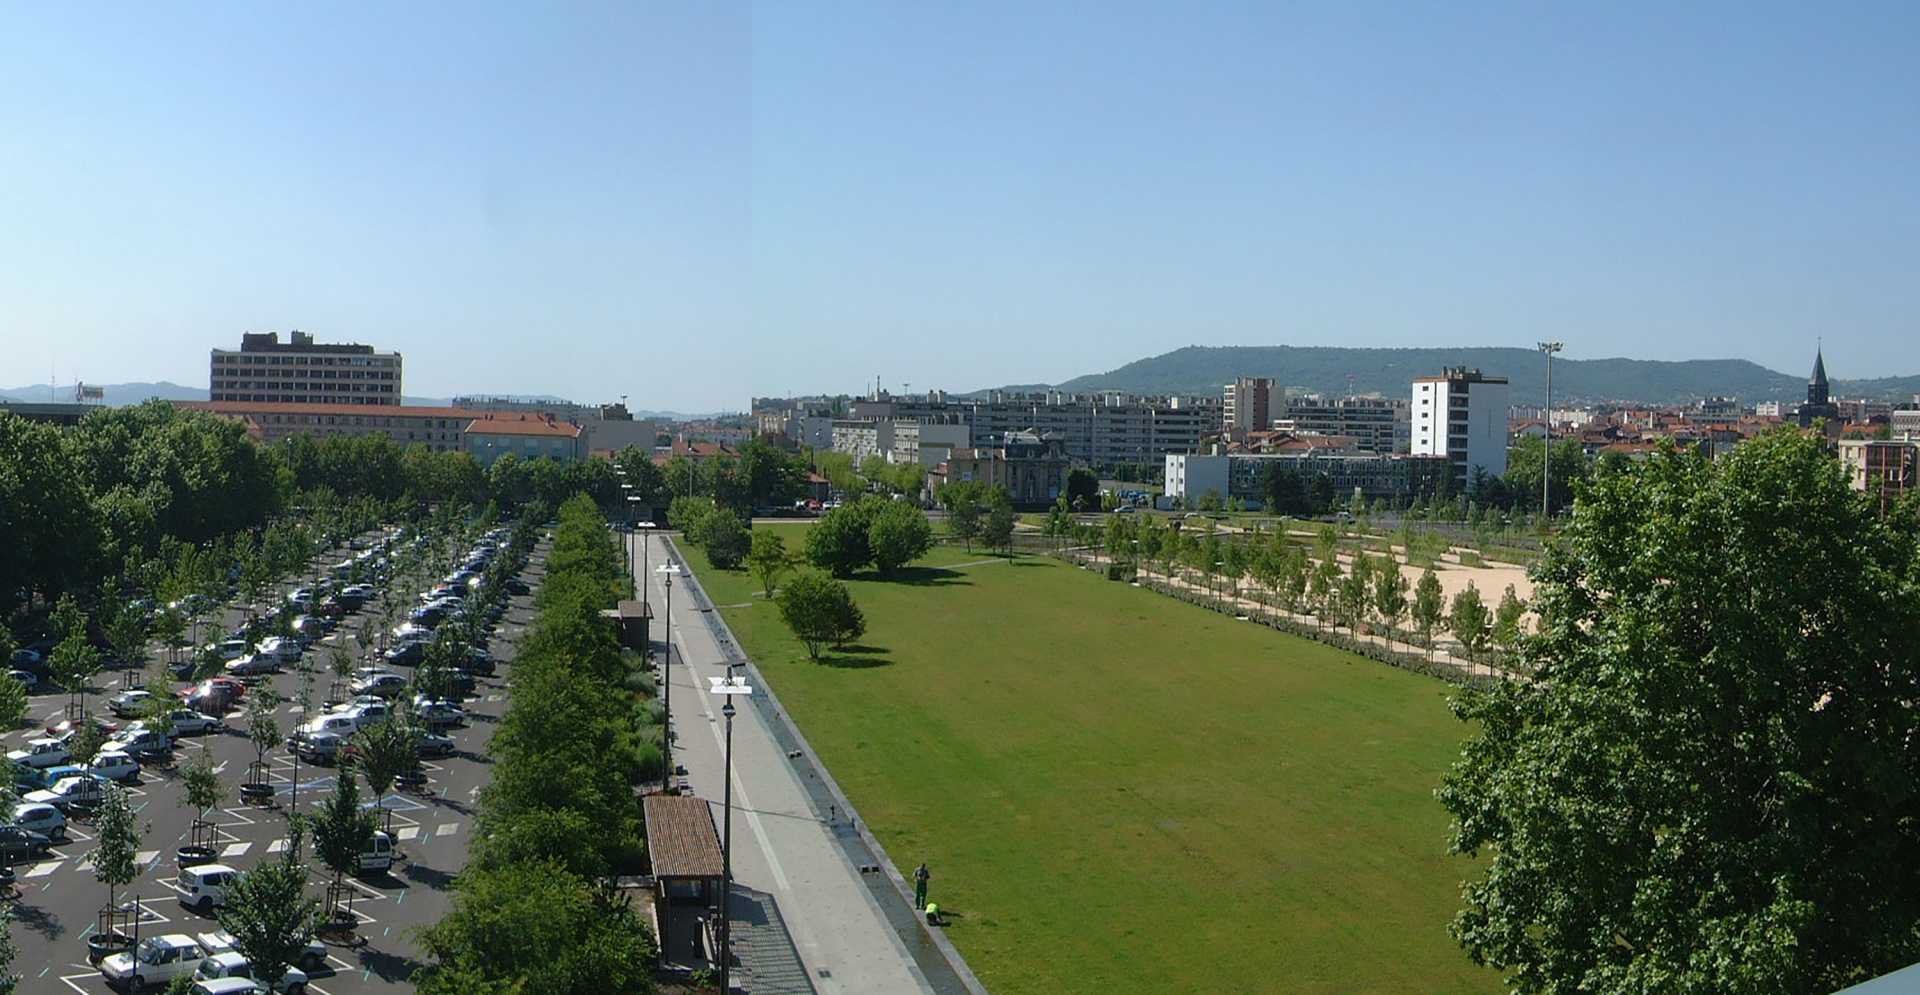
[0, 381, 205, 406]
[988, 346, 1919, 407]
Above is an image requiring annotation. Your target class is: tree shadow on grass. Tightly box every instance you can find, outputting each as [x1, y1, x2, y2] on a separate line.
[883, 567, 972, 587]
[816, 645, 892, 669]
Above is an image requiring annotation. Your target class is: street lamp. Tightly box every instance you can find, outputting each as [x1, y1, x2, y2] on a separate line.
[709, 674, 754, 995]
[1537, 341, 1563, 523]
[657, 562, 681, 794]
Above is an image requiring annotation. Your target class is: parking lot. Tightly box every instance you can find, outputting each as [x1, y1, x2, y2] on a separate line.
[3, 530, 547, 992]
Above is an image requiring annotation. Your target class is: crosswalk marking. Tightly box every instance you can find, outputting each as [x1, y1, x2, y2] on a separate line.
[136, 850, 159, 866]
[23, 861, 62, 878]
[267, 839, 288, 853]
[220, 842, 252, 858]
[396, 827, 418, 841]
[434, 822, 459, 836]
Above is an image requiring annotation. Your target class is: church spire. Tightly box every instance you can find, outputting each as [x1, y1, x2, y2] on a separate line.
[1810, 347, 1828, 391]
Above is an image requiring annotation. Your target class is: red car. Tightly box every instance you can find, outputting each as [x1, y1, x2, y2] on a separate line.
[180, 677, 248, 707]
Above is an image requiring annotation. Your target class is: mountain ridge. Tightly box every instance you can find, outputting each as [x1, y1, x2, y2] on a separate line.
[974, 346, 1920, 408]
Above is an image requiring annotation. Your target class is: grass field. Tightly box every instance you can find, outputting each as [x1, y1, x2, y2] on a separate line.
[695, 528, 1502, 995]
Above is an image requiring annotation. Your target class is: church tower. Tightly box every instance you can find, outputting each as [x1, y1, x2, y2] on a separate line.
[1797, 348, 1841, 428]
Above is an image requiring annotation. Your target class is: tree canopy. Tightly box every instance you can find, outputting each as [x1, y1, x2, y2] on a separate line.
[1439, 430, 1920, 994]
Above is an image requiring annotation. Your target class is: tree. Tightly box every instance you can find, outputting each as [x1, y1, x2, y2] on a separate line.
[89, 781, 140, 917]
[312, 766, 376, 886]
[0, 906, 15, 995]
[703, 512, 750, 570]
[1446, 582, 1490, 661]
[1411, 567, 1445, 648]
[948, 499, 983, 553]
[0, 672, 24, 734]
[415, 860, 658, 995]
[1490, 584, 1527, 656]
[775, 571, 865, 659]
[867, 499, 933, 575]
[354, 721, 417, 834]
[805, 500, 876, 577]
[1064, 467, 1100, 511]
[1440, 430, 1920, 993]
[746, 531, 794, 598]
[220, 822, 319, 990]
[982, 489, 1016, 557]
[1372, 559, 1410, 648]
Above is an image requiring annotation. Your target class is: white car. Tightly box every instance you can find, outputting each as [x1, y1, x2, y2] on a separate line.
[256, 636, 301, 662]
[109, 689, 156, 719]
[100, 933, 210, 992]
[193, 951, 309, 994]
[6, 738, 72, 770]
[11, 801, 68, 841]
[85, 750, 142, 784]
[196, 929, 329, 974]
[331, 700, 391, 727]
[26, 772, 107, 812]
[293, 714, 359, 742]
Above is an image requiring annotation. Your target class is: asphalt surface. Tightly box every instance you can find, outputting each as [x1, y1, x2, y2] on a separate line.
[4, 531, 547, 993]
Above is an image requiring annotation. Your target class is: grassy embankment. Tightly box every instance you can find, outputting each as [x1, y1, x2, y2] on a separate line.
[695, 526, 1500, 995]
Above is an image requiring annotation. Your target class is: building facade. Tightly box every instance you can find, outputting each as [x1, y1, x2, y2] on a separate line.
[1164, 451, 1449, 507]
[1271, 395, 1410, 453]
[844, 391, 1217, 469]
[1411, 367, 1510, 492]
[1222, 377, 1273, 438]
[177, 401, 473, 451]
[466, 413, 585, 465]
[210, 331, 402, 406]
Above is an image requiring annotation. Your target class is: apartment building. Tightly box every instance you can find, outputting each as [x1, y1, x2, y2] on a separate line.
[1411, 367, 1509, 493]
[1271, 395, 1410, 453]
[1222, 377, 1273, 438]
[176, 400, 472, 452]
[209, 331, 402, 406]
[843, 391, 1217, 468]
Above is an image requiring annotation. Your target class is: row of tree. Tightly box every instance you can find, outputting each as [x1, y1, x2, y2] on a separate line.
[415, 495, 659, 994]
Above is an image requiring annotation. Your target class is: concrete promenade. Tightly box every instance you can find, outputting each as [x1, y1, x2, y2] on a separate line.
[636, 532, 987, 995]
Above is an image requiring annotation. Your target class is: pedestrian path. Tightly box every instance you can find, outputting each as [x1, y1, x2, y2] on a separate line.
[640, 534, 985, 995]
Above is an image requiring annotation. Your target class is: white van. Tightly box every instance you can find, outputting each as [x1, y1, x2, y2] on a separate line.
[358, 831, 395, 874]
[178, 862, 240, 915]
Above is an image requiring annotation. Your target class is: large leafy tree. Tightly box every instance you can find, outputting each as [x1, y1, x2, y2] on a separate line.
[775, 570, 865, 659]
[1439, 430, 1920, 994]
[414, 859, 658, 995]
[220, 823, 319, 989]
[867, 499, 933, 576]
[805, 499, 877, 577]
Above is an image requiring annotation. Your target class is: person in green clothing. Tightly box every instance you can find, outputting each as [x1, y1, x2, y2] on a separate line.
[925, 901, 941, 926]
[913, 862, 931, 909]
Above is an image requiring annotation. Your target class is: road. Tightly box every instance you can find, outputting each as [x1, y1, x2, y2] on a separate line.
[638, 531, 985, 995]
[4, 532, 547, 993]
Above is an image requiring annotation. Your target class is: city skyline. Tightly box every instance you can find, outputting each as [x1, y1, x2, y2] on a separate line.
[5, 2, 1919, 411]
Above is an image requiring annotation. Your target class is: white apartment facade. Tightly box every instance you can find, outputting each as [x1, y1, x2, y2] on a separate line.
[1411, 367, 1510, 493]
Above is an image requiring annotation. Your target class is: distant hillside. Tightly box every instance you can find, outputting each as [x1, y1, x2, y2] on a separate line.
[0, 381, 205, 406]
[986, 346, 1918, 407]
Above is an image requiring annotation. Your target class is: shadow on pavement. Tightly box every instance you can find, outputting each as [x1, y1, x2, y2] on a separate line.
[358, 947, 428, 982]
[10, 903, 64, 940]
[400, 862, 457, 891]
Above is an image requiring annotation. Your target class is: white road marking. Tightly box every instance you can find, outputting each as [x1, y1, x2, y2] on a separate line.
[220, 842, 252, 857]
[433, 822, 459, 836]
[23, 860, 61, 878]
[396, 827, 418, 840]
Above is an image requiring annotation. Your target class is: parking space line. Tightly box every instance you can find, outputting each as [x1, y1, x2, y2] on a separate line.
[220, 841, 252, 858]
[396, 827, 418, 840]
[434, 822, 459, 836]
[23, 861, 62, 878]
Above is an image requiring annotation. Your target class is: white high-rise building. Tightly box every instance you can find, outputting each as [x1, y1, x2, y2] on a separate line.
[1411, 367, 1509, 493]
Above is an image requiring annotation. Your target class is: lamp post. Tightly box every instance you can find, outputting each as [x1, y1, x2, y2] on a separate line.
[709, 674, 754, 995]
[657, 562, 681, 794]
[1537, 341, 1562, 523]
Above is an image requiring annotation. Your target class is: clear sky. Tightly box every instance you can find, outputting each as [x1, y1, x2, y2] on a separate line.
[4, 2, 1918, 412]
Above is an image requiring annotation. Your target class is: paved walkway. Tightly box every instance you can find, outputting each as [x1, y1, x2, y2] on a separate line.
[637, 534, 985, 995]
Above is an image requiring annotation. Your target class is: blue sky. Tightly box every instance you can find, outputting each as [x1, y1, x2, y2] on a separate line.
[4, 3, 1918, 411]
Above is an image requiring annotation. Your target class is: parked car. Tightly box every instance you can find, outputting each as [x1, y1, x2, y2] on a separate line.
[382, 641, 427, 667]
[412, 699, 468, 731]
[331, 700, 391, 728]
[163, 709, 226, 737]
[205, 638, 249, 662]
[295, 732, 346, 765]
[11, 801, 68, 841]
[178, 862, 240, 915]
[190, 978, 269, 995]
[86, 750, 142, 784]
[109, 689, 156, 719]
[16, 763, 87, 793]
[351, 674, 408, 699]
[292, 714, 359, 743]
[6, 738, 72, 770]
[0, 824, 52, 861]
[25, 772, 107, 812]
[195, 929, 328, 974]
[192, 951, 309, 994]
[46, 716, 121, 744]
[460, 647, 497, 676]
[339, 583, 377, 601]
[256, 637, 301, 662]
[6, 669, 38, 690]
[107, 727, 173, 761]
[99, 933, 210, 992]
[225, 654, 280, 678]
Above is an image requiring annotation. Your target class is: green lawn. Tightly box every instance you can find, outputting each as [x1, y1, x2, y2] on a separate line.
[695, 528, 1501, 995]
